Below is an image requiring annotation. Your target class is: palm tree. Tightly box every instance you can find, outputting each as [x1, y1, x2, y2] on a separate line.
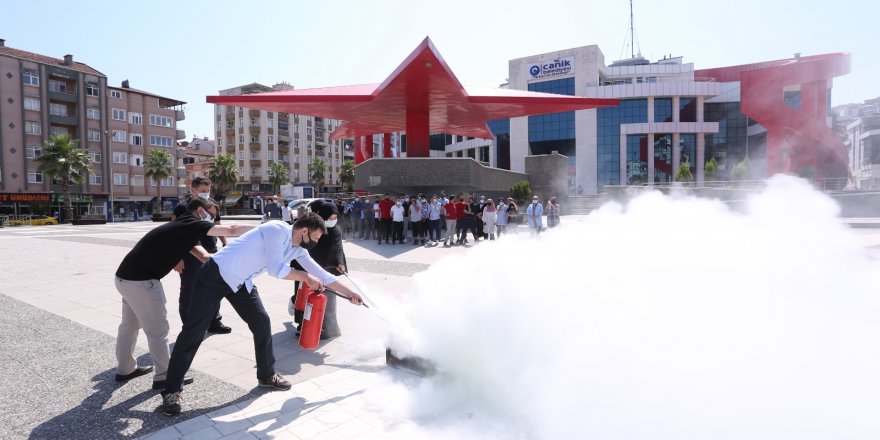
[340, 159, 355, 192]
[208, 153, 240, 214]
[35, 134, 92, 223]
[268, 161, 289, 196]
[144, 148, 174, 215]
[308, 157, 327, 195]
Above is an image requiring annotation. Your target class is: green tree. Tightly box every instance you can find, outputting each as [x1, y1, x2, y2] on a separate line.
[207, 153, 240, 214]
[268, 161, 289, 195]
[144, 148, 174, 215]
[510, 179, 532, 205]
[704, 157, 718, 181]
[675, 163, 694, 183]
[34, 134, 92, 223]
[340, 159, 355, 192]
[308, 157, 327, 195]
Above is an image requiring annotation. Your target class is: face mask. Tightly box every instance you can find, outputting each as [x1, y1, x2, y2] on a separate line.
[396, 202, 402, 206]
[200, 210, 214, 224]
[197, 192, 210, 200]
[300, 232, 318, 250]
[324, 219, 337, 228]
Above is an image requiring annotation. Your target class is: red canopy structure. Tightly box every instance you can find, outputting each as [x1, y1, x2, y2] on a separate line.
[207, 37, 617, 163]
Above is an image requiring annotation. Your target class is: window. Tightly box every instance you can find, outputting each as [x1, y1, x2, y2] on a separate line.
[251, 152, 258, 160]
[238, 151, 244, 159]
[149, 135, 173, 147]
[88, 129, 101, 141]
[149, 115, 173, 128]
[294, 140, 299, 147]
[130, 133, 143, 146]
[48, 80, 69, 94]
[151, 176, 174, 187]
[89, 173, 102, 185]
[130, 175, 144, 186]
[21, 70, 39, 86]
[268, 151, 275, 160]
[24, 97, 40, 111]
[654, 98, 673, 123]
[25, 121, 41, 135]
[268, 135, 274, 144]
[25, 146, 41, 158]
[250, 118, 257, 126]
[112, 130, 126, 142]
[113, 173, 128, 185]
[113, 152, 128, 163]
[88, 151, 102, 163]
[50, 126, 68, 137]
[294, 125, 299, 133]
[130, 154, 143, 167]
[87, 107, 100, 119]
[112, 108, 125, 121]
[86, 83, 100, 97]
[110, 90, 122, 99]
[129, 112, 142, 125]
[28, 171, 43, 183]
[50, 103, 68, 116]
[250, 135, 259, 143]
[238, 135, 244, 143]
[679, 97, 696, 122]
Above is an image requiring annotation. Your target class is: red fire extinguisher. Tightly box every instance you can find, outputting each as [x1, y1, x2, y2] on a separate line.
[293, 283, 311, 314]
[299, 290, 326, 350]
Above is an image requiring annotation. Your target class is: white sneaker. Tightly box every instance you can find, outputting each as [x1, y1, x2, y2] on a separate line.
[287, 296, 295, 316]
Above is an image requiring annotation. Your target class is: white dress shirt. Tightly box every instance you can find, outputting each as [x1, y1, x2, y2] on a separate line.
[211, 221, 336, 293]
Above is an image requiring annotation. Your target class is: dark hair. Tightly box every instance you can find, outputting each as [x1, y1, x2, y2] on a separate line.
[191, 177, 211, 188]
[293, 211, 327, 234]
[186, 196, 212, 213]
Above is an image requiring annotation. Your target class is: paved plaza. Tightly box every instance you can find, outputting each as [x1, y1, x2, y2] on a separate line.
[2, 218, 880, 440]
[0, 219, 534, 440]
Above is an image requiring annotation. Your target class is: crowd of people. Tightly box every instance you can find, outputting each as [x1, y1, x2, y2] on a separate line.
[323, 191, 562, 245]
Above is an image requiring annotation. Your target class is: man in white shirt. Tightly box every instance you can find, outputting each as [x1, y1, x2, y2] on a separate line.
[160, 212, 363, 416]
[390, 198, 405, 244]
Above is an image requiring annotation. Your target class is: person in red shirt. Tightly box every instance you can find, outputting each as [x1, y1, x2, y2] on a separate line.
[443, 197, 458, 246]
[378, 193, 395, 244]
[454, 196, 470, 245]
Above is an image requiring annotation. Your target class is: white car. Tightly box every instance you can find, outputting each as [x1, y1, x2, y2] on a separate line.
[287, 198, 335, 213]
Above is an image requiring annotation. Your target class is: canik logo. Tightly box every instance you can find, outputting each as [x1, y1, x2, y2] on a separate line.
[529, 65, 541, 76]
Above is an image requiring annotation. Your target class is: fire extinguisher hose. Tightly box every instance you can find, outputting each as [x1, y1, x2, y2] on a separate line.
[323, 288, 369, 308]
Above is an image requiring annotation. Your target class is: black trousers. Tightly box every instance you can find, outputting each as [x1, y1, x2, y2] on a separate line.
[179, 253, 222, 325]
[165, 259, 275, 394]
[392, 221, 404, 243]
[380, 218, 392, 243]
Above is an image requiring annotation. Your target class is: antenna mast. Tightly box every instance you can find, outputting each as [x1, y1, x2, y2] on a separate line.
[630, 0, 635, 58]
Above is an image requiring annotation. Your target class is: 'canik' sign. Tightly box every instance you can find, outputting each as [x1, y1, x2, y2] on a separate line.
[527, 56, 575, 79]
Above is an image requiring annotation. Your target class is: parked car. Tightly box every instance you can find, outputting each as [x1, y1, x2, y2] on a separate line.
[287, 198, 335, 213]
[7, 215, 59, 226]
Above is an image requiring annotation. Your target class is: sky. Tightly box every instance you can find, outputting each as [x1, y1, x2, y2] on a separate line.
[2, 0, 877, 139]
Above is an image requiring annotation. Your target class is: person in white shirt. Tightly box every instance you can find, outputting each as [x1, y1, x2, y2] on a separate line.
[391, 198, 405, 244]
[160, 212, 363, 416]
[281, 202, 292, 224]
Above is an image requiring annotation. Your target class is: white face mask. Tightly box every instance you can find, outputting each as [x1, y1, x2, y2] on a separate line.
[197, 192, 210, 200]
[324, 219, 337, 228]
[200, 209, 214, 224]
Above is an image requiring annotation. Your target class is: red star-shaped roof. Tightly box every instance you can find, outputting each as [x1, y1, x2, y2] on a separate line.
[207, 37, 617, 155]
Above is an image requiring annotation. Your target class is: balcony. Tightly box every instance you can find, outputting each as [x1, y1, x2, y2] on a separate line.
[226, 112, 236, 119]
[250, 158, 262, 167]
[278, 145, 289, 154]
[49, 89, 78, 103]
[249, 126, 261, 134]
[175, 110, 185, 121]
[176, 129, 186, 140]
[49, 114, 78, 126]
[249, 109, 261, 118]
[250, 176, 263, 183]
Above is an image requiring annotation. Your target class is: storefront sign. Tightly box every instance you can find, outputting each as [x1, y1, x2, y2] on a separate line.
[244, 191, 267, 196]
[527, 56, 575, 79]
[53, 194, 94, 203]
[0, 193, 50, 202]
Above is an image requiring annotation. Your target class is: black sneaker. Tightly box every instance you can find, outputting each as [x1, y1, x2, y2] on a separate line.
[115, 366, 154, 382]
[258, 373, 291, 391]
[161, 391, 182, 416]
[207, 322, 232, 334]
[152, 375, 194, 390]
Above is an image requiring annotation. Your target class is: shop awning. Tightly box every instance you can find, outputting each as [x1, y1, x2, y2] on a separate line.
[113, 196, 156, 202]
[222, 196, 242, 205]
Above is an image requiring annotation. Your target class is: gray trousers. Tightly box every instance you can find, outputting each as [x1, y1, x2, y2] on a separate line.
[114, 277, 170, 380]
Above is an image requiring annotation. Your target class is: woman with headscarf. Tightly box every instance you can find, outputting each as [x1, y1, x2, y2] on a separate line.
[546, 196, 561, 228]
[288, 199, 347, 339]
[482, 199, 498, 240]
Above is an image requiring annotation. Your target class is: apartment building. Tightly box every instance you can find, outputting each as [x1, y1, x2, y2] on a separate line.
[214, 83, 354, 204]
[181, 136, 216, 189]
[0, 39, 185, 217]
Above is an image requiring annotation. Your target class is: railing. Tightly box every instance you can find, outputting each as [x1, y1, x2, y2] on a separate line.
[625, 177, 850, 192]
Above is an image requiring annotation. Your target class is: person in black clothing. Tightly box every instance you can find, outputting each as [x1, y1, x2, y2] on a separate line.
[172, 199, 231, 334]
[113, 198, 251, 389]
[288, 200, 348, 339]
[475, 195, 487, 239]
[458, 197, 479, 244]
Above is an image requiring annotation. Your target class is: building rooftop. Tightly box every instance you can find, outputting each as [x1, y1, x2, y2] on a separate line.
[0, 40, 105, 77]
[109, 80, 185, 108]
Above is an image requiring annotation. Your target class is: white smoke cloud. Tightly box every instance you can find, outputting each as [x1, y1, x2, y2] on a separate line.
[367, 175, 880, 439]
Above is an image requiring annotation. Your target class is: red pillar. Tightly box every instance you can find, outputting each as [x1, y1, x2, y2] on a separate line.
[406, 111, 430, 157]
[354, 136, 364, 164]
[361, 135, 374, 161]
[383, 133, 392, 158]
